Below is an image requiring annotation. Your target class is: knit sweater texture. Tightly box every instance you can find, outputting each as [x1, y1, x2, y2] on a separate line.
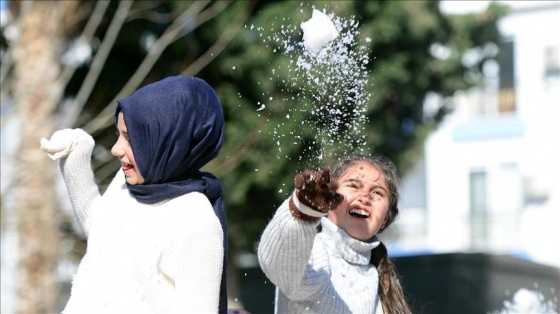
[60, 163, 223, 313]
[258, 195, 384, 314]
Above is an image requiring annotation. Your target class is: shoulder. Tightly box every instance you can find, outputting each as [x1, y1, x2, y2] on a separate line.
[162, 192, 221, 227]
[165, 191, 213, 211]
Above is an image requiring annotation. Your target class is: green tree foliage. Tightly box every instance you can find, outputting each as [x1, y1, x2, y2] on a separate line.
[201, 1, 507, 250]
[88, 1, 505, 251]
[3, 1, 506, 254]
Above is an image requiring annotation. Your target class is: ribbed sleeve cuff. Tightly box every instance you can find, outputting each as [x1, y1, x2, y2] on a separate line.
[289, 191, 328, 222]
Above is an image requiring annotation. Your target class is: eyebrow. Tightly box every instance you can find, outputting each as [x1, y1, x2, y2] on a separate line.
[343, 178, 388, 193]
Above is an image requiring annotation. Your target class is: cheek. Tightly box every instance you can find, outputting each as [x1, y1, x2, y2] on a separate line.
[126, 148, 138, 165]
[128, 153, 138, 169]
[336, 191, 354, 209]
[127, 149, 134, 161]
[378, 205, 390, 221]
[337, 189, 356, 203]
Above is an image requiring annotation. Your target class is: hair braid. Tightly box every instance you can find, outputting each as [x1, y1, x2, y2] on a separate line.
[371, 242, 412, 314]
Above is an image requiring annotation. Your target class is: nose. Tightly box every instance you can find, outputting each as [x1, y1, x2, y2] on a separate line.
[111, 142, 125, 158]
[357, 192, 372, 205]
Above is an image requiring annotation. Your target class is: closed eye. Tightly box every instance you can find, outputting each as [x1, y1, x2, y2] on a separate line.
[116, 130, 131, 142]
[343, 179, 362, 189]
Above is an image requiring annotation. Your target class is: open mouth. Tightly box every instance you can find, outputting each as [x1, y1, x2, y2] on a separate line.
[349, 208, 370, 219]
[122, 163, 134, 174]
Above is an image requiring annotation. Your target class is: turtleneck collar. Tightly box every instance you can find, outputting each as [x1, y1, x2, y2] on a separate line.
[319, 217, 380, 265]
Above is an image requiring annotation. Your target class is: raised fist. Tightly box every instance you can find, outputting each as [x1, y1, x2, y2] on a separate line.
[40, 128, 94, 161]
[290, 167, 342, 221]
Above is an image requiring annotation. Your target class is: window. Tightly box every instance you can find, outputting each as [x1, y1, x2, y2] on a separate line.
[475, 40, 516, 118]
[544, 46, 560, 77]
[470, 170, 488, 249]
[498, 41, 515, 113]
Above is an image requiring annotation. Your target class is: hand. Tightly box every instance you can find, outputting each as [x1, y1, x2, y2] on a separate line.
[294, 167, 342, 214]
[40, 128, 94, 161]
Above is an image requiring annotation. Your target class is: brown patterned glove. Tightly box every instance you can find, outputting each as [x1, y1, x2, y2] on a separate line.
[289, 167, 343, 221]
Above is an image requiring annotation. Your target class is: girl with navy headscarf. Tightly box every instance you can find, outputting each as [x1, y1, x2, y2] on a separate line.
[41, 76, 228, 313]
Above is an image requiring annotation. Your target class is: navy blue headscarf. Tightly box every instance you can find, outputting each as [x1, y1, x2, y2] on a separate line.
[115, 75, 227, 313]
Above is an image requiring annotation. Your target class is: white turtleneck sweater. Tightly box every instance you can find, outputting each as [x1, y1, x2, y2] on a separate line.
[257, 195, 384, 314]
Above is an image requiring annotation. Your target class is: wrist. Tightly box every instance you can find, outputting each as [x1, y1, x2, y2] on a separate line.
[289, 191, 328, 222]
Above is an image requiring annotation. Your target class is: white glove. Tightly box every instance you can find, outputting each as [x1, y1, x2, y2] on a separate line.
[40, 128, 95, 160]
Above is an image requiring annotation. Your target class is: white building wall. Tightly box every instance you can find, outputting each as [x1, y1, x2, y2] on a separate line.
[396, 1, 560, 267]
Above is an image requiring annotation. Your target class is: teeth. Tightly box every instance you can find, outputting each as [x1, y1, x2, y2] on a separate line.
[350, 208, 369, 217]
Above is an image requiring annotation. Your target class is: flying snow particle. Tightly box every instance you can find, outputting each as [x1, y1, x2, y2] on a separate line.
[261, 6, 371, 164]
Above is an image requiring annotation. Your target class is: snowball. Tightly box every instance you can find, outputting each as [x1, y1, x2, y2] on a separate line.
[300, 9, 339, 55]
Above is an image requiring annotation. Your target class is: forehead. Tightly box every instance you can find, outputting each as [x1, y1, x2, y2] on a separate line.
[116, 112, 127, 129]
[339, 161, 386, 186]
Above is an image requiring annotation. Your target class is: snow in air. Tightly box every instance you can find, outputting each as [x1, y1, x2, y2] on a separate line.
[257, 5, 372, 166]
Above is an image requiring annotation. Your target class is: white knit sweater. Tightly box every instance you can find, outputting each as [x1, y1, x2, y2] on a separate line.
[258, 195, 384, 314]
[62, 173, 224, 314]
[45, 130, 224, 314]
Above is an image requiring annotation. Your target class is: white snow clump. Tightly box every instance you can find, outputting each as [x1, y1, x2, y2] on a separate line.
[300, 9, 339, 55]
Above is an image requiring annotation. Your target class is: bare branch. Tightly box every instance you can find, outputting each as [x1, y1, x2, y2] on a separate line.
[62, 1, 133, 128]
[82, 0, 215, 135]
[183, 1, 257, 76]
[126, 1, 182, 23]
[205, 101, 265, 176]
[58, 1, 111, 89]
[205, 126, 262, 176]
[186, 0, 231, 30]
[83, 0, 257, 178]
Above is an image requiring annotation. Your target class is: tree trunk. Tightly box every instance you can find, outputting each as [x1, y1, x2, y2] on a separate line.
[12, 1, 77, 313]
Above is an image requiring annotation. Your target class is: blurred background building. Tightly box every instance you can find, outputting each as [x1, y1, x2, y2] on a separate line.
[382, 1, 560, 312]
[393, 0, 560, 268]
[242, 2, 560, 313]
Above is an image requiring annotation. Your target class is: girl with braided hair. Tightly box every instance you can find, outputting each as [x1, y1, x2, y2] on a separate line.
[258, 154, 411, 314]
[41, 76, 227, 313]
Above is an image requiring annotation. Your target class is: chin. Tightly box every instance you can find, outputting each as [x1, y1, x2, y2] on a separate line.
[348, 232, 371, 242]
[359, 231, 378, 241]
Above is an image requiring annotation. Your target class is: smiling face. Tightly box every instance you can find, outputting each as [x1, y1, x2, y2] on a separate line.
[111, 112, 145, 185]
[327, 160, 390, 241]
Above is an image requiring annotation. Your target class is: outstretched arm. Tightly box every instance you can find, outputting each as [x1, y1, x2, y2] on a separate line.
[258, 168, 342, 300]
[257, 196, 321, 300]
[41, 128, 101, 237]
